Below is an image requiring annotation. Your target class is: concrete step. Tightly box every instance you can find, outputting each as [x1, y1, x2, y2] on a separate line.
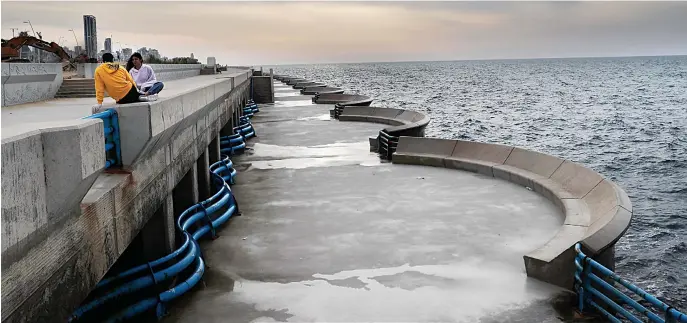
[55, 93, 95, 98]
[58, 87, 95, 91]
[58, 88, 95, 93]
[56, 91, 96, 96]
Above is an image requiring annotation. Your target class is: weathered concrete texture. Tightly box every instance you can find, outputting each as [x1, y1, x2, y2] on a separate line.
[1, 118, 105, 322]
[0, 70, 253, 323]
[77, 63, 202, 81]
[1, 63, 63, 107]
[392, 136, 633, 290]
[166, 93, 568, 322]
[252, 75, 274, 103]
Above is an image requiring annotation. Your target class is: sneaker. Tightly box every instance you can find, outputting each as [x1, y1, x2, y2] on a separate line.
[138, 95, 158, 102]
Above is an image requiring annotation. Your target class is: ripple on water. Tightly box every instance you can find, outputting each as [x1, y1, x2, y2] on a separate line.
[277, 55, 687, 308]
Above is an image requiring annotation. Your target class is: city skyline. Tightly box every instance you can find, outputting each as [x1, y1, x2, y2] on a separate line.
[2, 1, 687, 65]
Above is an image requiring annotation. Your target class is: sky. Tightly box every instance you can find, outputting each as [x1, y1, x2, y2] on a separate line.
[2, 1, 686, 66]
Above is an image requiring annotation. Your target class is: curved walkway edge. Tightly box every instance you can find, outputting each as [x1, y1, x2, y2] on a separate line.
[331, 104, 631, 290]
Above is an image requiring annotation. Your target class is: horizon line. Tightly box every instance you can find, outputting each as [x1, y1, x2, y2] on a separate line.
[258, 53, 687, 67]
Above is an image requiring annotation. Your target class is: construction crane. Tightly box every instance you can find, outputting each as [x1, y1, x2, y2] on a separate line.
[1, 35, 71, 62]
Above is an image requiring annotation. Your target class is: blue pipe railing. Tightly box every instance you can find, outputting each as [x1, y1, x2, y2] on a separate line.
[83, 109, 122, 169]
[70, 102, 262, 322]
[575, 243, 687, 323]
[220, 134, 246, 157]
[234, 116, 256, 140]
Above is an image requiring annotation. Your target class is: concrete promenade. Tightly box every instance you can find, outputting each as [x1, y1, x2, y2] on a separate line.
[2, 74, 239, 130]
[166, 81, 571, 322]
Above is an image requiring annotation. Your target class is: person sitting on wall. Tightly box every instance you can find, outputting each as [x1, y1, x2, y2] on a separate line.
[126, 52, 164, 100]
[93, 52, 147, 113]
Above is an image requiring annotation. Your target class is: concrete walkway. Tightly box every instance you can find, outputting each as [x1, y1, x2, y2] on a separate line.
[166, 82, 569, 322]
[1, 74, 238, 129]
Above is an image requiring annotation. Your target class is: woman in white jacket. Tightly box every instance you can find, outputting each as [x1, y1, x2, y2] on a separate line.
[126, 53, 164, 100]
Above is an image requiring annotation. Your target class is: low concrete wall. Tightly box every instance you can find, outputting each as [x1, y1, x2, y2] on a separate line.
[313, 93, 373, 106]
[293, 81, 325, 89]
[337, 106, 430, 137]
[1, 63, 64, 107]
[392, 136, 633, 290]
[0, 70, 253, 322]
[77, 63, 202, 82]
[252, 75, 274, 103]
[301, 86, 343, 95]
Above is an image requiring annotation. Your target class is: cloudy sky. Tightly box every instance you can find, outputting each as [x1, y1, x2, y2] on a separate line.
[2, 1, 686, 65]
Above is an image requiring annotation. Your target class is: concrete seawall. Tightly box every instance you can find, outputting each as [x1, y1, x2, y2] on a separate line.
[1, 69, 253, 322]
[1, 63, 64, 107]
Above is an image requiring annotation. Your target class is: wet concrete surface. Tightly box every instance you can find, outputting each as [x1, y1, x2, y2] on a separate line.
[165, 82, 570, 323]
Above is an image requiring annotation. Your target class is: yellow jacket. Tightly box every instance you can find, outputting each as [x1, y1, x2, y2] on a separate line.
[94, 62, 137, 104]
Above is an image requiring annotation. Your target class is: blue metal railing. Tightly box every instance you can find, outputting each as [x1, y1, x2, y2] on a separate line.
[83, 109, 122, 168]
[575, 243, 687, 323]
[234, 116, 256, 140]
[243, 100, 259, 118]
[68, 102, 263, 321]
[220, 134, 246, 157]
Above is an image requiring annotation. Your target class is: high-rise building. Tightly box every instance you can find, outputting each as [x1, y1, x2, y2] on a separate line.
[74, 45, 83, 55]
[190, 53, 194, 59]
[122, 48, 132, 58]
[83, 15, 98, 59]
[104, 37, 112, 53]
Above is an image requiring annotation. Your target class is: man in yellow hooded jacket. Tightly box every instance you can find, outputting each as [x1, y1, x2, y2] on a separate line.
[93, 53, 142, 110]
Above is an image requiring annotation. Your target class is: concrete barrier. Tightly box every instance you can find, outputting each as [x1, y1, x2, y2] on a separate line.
[1, 63, 64, 107]
[293, 81, 325, 89]
[392, 136, 633, 290]
[76, 63, 202, 82]
[1, 119, 105, 321]
[0, 70, 253, 323]
[338, 106, 429, 136]
[285, 78, 308, 86]
[253, 74, 274, 104]
[313, 93, 373, 106]
[301, 86, 343, 95]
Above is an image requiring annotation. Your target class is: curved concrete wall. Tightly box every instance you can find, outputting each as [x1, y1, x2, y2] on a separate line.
[1, 63, 64, 107]
[301, 87, 343, 95]
[285, 78, 308, 86]
[293, 82, 325, 89]
[391, 136, 632, 289]
[313, 93, 373, 106]
[337, 106, 430, 137]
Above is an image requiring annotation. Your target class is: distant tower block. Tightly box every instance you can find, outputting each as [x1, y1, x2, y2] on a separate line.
[207, 57, 216, 67]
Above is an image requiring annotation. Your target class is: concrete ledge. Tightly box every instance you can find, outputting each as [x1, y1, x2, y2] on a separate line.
[109, 71, 250, 167]
[313, 93, 373, 106]
[391, 136, 633, 290]
[301, 87, 343, 95]
[293, 82, 325, 89]
[285, 78, 308, 86]
[2, 63, 64, 107]
[1, 118, 105, 320]
[77, 63, 202, 81]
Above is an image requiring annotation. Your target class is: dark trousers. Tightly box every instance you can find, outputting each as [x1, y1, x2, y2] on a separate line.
[116, 85, 140, 104]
